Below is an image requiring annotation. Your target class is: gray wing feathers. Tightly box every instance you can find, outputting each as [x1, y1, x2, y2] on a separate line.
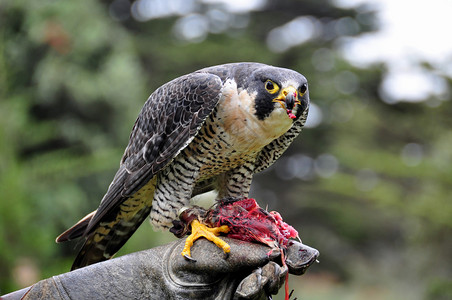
[84, 73, 223, 235]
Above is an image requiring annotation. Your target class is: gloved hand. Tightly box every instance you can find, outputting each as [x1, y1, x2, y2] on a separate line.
[1, 238, 319, 300]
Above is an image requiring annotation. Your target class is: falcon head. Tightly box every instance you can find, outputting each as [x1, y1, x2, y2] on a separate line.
[243, 65, 309, 121]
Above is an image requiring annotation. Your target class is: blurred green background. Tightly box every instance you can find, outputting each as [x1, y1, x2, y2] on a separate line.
[1, 0, 451, 299]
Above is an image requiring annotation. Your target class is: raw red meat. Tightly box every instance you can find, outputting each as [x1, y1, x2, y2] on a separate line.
[208, 198, 300, 250]
[207, 198, 300, 300]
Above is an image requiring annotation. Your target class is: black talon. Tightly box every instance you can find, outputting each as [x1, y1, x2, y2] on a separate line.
[184, 254, 197, 262]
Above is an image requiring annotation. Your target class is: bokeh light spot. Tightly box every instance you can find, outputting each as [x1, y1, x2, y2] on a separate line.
[401, 143, 424, 167]
[314, 154, 339, 178]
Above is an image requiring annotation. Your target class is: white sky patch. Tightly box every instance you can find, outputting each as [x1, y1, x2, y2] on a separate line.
[334, 0, 452, 102]
[201, 0, 266, 13]
[173, 14, 209, 43]
[380, 67, 448, 103]
[131, 0, 198, 21]
[267, 16, 321, 53]
[304, 102, 322, 128]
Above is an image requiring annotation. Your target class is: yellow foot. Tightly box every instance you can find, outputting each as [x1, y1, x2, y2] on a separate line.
[181, 220, 230, 260]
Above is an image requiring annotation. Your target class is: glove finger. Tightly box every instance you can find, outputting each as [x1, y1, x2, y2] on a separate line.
[234, 267, 263, 299]
[285, 241, 320, 275]
[262, 261, 288, 295]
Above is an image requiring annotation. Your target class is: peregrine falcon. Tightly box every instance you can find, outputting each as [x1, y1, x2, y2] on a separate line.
[57, 62, 310, 270]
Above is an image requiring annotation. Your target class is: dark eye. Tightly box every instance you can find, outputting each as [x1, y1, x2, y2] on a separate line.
[265, 80, 279, 94]
[299, 83, 307, 95]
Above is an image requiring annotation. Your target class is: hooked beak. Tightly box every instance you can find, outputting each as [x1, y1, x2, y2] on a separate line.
[285, 90, 296, 110]
[272, 86, 300, 118]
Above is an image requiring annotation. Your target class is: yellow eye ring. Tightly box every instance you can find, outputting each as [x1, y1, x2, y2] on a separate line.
[265, 80, 280, 94]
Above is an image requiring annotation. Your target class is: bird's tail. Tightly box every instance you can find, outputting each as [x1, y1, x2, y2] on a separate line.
[56, 210, 96, 242]
[70, 202, 153, 270]
[56, 177, 157, 270]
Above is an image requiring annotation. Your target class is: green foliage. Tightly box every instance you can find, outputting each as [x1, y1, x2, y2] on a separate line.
[1, 0, 451, 299]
